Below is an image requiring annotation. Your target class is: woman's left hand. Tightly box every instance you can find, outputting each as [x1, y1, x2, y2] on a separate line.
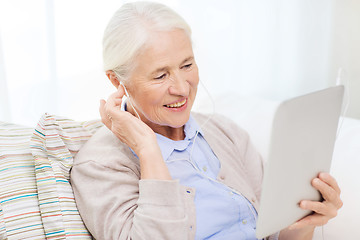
[279, 172, 343, 239]
[290, 172, 343, 230]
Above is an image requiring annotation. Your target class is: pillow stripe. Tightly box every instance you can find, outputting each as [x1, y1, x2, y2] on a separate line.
[30, 114, 102, 239]
[0, 122, 46, 239]
[0, 206, 7, 239]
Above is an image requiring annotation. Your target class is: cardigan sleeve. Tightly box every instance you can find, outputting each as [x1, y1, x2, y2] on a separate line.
[70, 159, 189, 240]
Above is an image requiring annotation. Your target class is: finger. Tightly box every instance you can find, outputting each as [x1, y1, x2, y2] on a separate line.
[114, 98, 122, 106]
[319, 172, 341, 195]
[99, 99, 106, 119]
[299, 200, 328, 216]
[106, 84, 126, 104]
[106, 89, 120, 100]
[299, 200, 339, 219]
[99, 99, 111, 128]
[107, 91, 122, 109]
[312, 177, 340, 205]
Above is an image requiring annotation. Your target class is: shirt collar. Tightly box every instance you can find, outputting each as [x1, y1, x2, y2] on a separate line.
[155, 114, 203, 161]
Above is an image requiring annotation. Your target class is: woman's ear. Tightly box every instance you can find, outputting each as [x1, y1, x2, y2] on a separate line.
[106, 70, 120, 88]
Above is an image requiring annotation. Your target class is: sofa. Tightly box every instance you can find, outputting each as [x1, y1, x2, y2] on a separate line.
[0, 94, 359, 239]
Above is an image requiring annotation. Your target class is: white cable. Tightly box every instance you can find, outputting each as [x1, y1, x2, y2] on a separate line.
[189, 79, 216, 159]
[335, 67, 350, 139]
[113, 71, 142, 120]
[119, 81, 142, 121]
[320, 67, 350, 240]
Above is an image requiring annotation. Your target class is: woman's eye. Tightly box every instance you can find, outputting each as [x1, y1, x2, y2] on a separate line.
[182, 63, 192, 69]
[154, 73, 166, 80]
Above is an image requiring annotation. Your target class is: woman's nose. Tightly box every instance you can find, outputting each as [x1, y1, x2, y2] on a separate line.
[168, 72, 189, 96]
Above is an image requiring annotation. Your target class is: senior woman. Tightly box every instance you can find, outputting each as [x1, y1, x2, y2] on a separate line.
[70, 2, 342, 240]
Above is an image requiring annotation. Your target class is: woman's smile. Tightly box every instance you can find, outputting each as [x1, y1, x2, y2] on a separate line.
[164, 98, 187, 109]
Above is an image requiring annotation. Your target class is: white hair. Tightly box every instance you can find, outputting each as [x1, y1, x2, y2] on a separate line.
[102, 1, 192, 82]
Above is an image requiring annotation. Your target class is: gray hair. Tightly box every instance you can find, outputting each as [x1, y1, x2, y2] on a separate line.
[102, 1, 192, 82]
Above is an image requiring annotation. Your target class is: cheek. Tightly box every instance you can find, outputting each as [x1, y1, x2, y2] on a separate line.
[189, 68, 199, 88]
[137, 86, 168, 109]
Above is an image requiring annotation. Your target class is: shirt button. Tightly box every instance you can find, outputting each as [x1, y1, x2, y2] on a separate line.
[242, 219, 247, 225]
[220, 175, 225, 180]
[202, 166, 207, 172]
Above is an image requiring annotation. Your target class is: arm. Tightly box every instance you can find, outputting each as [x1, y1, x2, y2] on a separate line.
[71, 160, 188, 240]
[70, 87, 189, 239]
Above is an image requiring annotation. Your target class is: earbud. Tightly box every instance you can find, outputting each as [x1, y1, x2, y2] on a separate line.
[336, 67, 343, 86]
[120, 81, 130, 98]
[118, 80, 142, 120]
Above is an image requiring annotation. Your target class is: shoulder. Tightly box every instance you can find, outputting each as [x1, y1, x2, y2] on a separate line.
[73, 126, 140, 171]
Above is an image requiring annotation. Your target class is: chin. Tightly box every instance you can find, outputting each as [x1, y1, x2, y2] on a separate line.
[165, 118, 188, 129]
[165, 112, 191, 128]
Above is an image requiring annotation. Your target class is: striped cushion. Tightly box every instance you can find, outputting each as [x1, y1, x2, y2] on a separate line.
[30, 113, 103, 239]
[0, 122, 46, 239]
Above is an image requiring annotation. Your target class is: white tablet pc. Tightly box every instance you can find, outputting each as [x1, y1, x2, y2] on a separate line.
[255, 86, 344, 239]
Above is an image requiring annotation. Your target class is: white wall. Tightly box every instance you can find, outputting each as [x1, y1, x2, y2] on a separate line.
[0, 0, 359, 126]
[0, 31, 10, 122]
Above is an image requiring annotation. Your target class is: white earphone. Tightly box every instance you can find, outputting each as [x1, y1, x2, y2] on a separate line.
[119, 80, 142, 120]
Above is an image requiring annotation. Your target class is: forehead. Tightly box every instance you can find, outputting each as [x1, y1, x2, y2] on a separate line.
[136, 29, 193, 69]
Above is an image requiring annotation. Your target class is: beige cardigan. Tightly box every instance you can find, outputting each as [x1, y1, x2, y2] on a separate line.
[70, 113, 278, 240]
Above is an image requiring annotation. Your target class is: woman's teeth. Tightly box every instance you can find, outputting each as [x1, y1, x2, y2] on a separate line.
[165, 99, 186, 108]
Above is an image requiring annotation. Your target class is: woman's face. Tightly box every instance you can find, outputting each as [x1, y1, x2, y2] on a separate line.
[126, 29, 199, 133]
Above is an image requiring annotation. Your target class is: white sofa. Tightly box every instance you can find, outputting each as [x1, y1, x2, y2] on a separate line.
[194, 94, 360, 240]
[0, 94, 359, 239]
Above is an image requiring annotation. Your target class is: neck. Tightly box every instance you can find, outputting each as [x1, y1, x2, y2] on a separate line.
[150, 123, 185, 141]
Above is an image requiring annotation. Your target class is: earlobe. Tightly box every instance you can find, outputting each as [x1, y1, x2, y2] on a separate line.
[106, 70, 120, 88]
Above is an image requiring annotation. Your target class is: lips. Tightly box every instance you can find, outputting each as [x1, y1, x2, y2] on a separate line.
[164, 98, 187, 108]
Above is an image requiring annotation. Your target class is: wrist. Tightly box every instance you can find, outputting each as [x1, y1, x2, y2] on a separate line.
[137, 139, 160, 159]
[279, 225, 315, 240]
[137, 141, 172, 180]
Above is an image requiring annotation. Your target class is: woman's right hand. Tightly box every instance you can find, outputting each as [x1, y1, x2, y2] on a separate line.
[99, 86, 171, 180]
[99, 86, 157, 156]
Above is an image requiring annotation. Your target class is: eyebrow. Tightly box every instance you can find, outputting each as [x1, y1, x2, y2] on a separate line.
[180, 56, 194, 65]
[150, 56, 194, 75]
